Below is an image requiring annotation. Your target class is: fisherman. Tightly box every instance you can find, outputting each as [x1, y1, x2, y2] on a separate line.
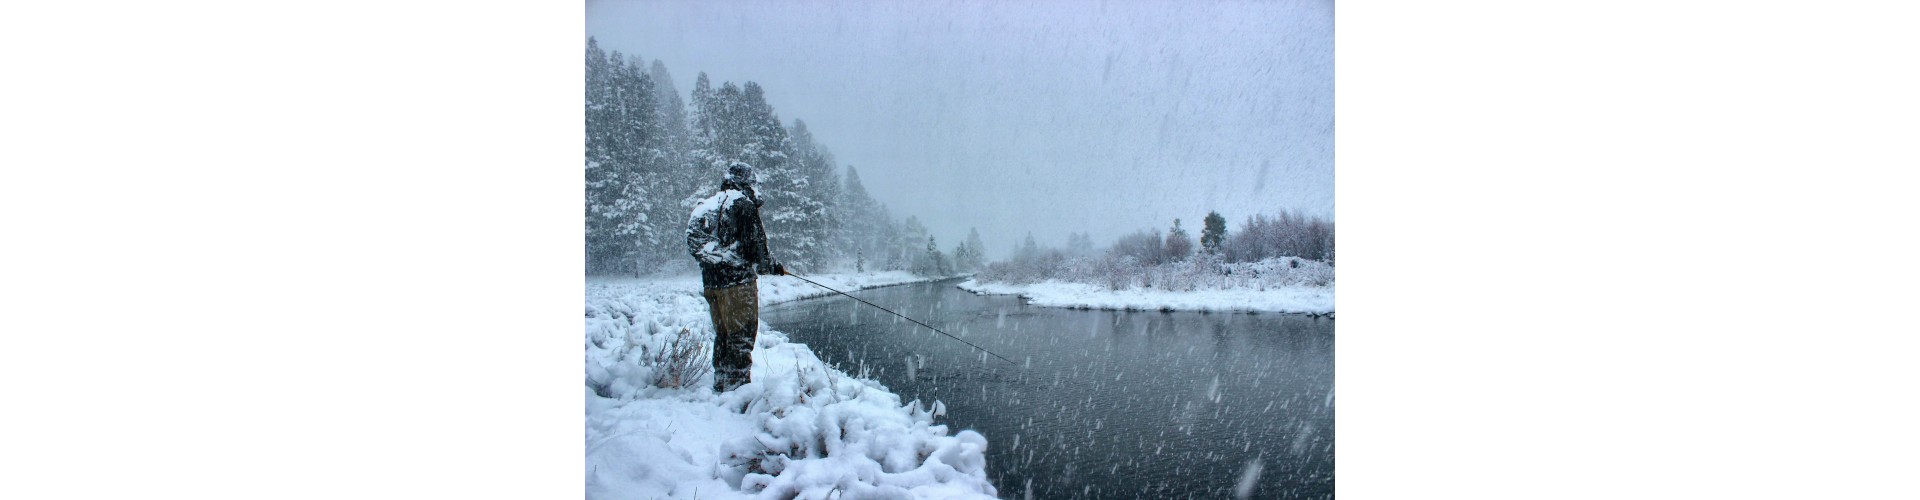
[687, 161, 786, 393]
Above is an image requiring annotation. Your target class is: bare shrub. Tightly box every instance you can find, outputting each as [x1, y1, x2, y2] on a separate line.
[1110, 229, 1166, 266]
[1158, 253, 1222, 291]
[975, 247, 1067, 285]
[1092, 255, 1138, 291]
[648, 327, 713, 389]
[1223, 211, 1335, 263]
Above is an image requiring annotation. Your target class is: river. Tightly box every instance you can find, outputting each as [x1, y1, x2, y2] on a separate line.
[762, 278, 1334, 499]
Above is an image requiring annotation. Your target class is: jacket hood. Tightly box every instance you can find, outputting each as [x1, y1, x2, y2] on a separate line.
[721, 179, 762, 206]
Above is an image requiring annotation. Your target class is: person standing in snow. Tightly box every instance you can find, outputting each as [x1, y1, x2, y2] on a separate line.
[687, 161, 786, 393]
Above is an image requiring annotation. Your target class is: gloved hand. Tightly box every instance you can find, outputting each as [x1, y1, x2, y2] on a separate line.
[773, 262, 788, 276]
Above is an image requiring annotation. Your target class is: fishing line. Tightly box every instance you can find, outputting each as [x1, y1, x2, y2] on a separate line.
[785, 272, 1017, 365]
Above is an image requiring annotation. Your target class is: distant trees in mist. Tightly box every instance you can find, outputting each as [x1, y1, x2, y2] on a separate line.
[1164, 219, 1194, 263]
[585, 38, 974, 276]
[1104, 212, 1327, 268]
[976, 209, 1334, 289]
[1221, 211, 1335, 264]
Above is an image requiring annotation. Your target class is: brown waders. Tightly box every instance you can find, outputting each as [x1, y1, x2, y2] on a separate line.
[703, 279, 759, 392]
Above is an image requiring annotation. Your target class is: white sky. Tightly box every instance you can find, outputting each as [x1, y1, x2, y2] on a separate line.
[587, 0, 1332, 259]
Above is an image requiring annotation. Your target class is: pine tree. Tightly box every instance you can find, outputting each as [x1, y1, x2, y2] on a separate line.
[900, 216, 928, 271]
[688, 72, 715, 147]
[584, 39, 628, 274]
[649, 60, 687, 144]
[873, 208, 900, 270]
[734, 82, 789, 170]
[692, 77, 741, 186]
[952, 242, 971, 273]
[1201, 210, 1228, 255]
[842, 165, 888, 264]
[918, 236, 949, 276]
[605, 54, 674, 272]
[583, 44, 685, 275]
[770, 118, 841, 270]
[811, 149, 846, 266]
[722, 81, 808, 270]
[963, 227, 987, 271]
[709, 82, 743, 157]
[1165, 219, 1194, 262]
[682, 72, 725, 212]
[644, 61, 697, 234]
[1066, 232, 1094, 256]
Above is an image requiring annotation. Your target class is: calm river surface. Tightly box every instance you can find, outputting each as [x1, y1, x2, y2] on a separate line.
[763, 279, 1334, 499]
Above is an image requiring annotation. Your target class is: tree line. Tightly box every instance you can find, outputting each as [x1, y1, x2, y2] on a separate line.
[980, 209, 1335, 288]
[1107, 210, 1335, 266]
[585, 38, 985, 276]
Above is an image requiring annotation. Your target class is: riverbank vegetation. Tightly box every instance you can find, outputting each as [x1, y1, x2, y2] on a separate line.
[976, 210, 1335, 292]
[586, 274, 997, 498]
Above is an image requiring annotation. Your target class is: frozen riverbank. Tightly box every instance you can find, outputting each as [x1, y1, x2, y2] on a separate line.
[586, 272, 994, 499]
[956, 278, 1334, 315]
[965, 256, 1334, 315]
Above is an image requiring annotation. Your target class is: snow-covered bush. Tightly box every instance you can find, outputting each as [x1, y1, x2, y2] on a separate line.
[1154, 252, 1218, 291]
[1109, 229, 1167, 265]
[647, 327, 711, 389]
[1094, 255, 1139, 291]
[973, 247, 1068, 285]
[1223, 211, 1335, 264]
[586, 278, 998, 499]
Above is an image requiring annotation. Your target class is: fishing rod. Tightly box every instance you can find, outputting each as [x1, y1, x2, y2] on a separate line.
[784, 272, 1017, 365]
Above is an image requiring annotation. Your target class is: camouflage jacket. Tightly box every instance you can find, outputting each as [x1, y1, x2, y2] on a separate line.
[687, 184, 778, 288]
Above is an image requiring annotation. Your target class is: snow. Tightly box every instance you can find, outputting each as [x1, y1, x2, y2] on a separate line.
[687, 189, 749, 266]
[688, 189, 745, 228]
[955, 278, 1334, 315]
[586, 271, 995, 499]
[1234, 459, 1264, 499]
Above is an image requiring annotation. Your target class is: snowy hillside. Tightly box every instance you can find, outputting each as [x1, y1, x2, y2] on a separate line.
[585, 273, 996, 499]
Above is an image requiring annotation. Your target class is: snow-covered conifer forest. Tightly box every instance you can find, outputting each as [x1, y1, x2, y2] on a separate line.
[585, 38, 981, 278]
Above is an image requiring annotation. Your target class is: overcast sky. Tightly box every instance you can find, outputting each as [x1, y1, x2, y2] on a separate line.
[586, 0, 1332, 259]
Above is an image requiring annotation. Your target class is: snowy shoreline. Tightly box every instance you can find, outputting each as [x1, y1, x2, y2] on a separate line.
[586, 271, 995, 499]
[956, 278, 1335, 316]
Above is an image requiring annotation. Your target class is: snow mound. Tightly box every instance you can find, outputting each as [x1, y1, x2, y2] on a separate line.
[587, 275, 996, 499]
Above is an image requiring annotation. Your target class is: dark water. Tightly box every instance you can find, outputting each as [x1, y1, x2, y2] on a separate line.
[763, 279, 1334, 499]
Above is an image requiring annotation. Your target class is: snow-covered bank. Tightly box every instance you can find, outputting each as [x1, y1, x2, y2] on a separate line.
[586, 272, 995, 499]
[956, 279, 1335, 315]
